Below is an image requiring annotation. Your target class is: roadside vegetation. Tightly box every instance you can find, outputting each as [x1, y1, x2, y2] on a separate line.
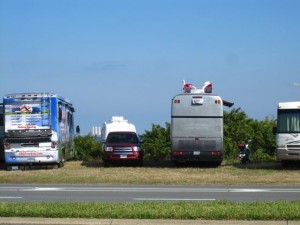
[1, 201, 300, 220]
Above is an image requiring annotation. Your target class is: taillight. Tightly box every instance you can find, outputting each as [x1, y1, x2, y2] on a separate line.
[173, 151, 190, 156]
[208, 151, 221, 156]
[51, 141, 57, 148]
[4, 143, 10, 150]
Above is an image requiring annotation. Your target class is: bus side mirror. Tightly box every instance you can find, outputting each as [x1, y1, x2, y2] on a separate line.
[76, 125, 80, 134]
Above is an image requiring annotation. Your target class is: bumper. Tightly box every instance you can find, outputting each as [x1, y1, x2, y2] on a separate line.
[277, 148, 300, 161]
[5, 150, 60, 165]
[172, 155, 223, 163]
[102, 151, 143, 162]
[171, 151, 223, 163]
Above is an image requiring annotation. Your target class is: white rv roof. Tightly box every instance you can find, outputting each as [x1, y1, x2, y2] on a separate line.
[109, 116, 128, 123]
[278, 102, 300, 109]
[101, 116, 137, 140]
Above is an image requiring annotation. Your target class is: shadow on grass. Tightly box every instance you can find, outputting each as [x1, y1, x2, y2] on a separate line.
[231, 160, 300, 170]
[81, 160, 224, 169]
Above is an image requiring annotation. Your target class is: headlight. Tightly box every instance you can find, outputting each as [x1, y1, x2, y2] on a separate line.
[133, 146, 141, 151]
[105, 146, 113, 152]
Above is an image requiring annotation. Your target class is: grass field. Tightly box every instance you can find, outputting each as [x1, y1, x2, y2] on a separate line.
[1, 201, 300, 220]
[0, 160, 300, 185]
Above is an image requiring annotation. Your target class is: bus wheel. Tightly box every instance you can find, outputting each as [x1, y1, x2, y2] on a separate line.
[212, 161, 222, 167]
[58, 160, 64, 168]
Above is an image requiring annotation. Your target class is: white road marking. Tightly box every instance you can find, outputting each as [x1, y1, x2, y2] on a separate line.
[0, 197, 23, 199]
[134, 198, 216, 201]
[1, 186, 300, 193]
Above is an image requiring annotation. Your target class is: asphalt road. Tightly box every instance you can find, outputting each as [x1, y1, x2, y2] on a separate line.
[1, 184, 300, 202]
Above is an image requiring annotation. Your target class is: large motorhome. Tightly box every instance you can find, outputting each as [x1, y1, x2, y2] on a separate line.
[0, 103, 4, 162]
[3, 92, 75, 169]
[276, 101, 300, 166]
[101, 116, 143, 167]
[171, 81, 233, 166]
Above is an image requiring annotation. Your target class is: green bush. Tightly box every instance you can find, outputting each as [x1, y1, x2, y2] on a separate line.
[74, 135, 101, 161]
[140, 123, 171, 161]
[224, 108, 276, 161]
[251, 148, 275, 161]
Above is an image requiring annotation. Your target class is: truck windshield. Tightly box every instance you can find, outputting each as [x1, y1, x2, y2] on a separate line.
[277, 109, 300, 133]
[107, 133, 139, 144]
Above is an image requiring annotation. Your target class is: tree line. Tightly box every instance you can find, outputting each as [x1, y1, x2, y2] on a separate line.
[75, 107, 277, 161]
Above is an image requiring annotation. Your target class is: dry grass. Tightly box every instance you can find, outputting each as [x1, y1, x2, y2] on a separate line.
[0, 160, 300, 185]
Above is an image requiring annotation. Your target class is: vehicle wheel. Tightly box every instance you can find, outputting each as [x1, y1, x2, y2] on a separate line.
[58, 157, 65, 168]
[212, 161, 222, 167]
[172, 161, 183, 167]
[58, 161, 64, 168]
[281, 160, 289, 168]
[136, 160, 143, 167]
[103, 160, 110, 167]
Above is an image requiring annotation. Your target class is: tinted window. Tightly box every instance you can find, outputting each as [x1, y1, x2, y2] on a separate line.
[106, 133, 139, 144]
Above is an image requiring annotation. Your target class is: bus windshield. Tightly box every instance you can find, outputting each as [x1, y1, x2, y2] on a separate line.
[277, 109, 300, 133]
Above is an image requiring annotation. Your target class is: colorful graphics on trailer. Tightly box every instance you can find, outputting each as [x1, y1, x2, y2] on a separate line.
[3, 93, 75, 168]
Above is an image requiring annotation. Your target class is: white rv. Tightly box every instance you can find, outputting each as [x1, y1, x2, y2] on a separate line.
[101, 116, 136, 141]
[276, 101, 300, 166]
[101, 116, 143, 167]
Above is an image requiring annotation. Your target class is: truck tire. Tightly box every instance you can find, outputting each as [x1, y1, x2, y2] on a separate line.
[103, 160, 110, 167]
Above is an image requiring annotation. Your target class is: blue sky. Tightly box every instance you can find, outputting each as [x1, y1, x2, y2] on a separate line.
[1, 0, 299, 135]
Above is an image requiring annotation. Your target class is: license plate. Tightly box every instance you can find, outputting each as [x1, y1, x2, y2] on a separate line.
[27, 158, 35, 162]
[193, 151, 200, 155]
[120, 155, 127, 159]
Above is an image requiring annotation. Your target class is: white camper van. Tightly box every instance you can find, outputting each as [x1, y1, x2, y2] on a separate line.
[101, 116, 143, 167]
[101, 116, 136, 141]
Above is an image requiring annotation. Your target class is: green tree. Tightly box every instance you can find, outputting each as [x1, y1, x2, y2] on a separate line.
[223, 108, 276, 160]
[224, 108, 253, 159]
[74, 135, 101, 161]
[141, 123, 171, 161]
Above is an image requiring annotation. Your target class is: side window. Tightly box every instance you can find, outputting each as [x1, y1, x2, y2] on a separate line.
[58, 106, 62, 122]
[0, 113, 3, 126]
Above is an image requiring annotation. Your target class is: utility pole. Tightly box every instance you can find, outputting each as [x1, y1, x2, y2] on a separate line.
[293, 82, 300, 100]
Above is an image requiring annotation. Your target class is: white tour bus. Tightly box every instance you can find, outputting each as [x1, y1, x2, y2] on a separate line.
[276, 101, 300, 166]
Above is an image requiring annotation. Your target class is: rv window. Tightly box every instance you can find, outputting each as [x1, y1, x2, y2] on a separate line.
[58, 107, 62, 122]
[0, 114, 3, 126]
